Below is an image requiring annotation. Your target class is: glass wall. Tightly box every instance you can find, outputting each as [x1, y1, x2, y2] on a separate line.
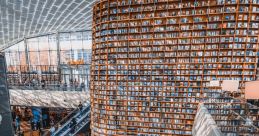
[4, 31, 92, 92]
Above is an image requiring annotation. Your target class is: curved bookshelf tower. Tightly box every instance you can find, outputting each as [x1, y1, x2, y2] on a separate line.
[91, 0, 259, 135]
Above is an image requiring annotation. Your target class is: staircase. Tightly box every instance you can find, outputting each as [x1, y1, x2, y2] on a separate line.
[44, 100, 91, 136]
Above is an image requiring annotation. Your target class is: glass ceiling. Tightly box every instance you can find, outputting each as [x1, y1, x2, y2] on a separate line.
[0, 0, 95, 50]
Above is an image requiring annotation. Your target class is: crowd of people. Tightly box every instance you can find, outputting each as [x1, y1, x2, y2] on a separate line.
[11, 102, 89, 136]
[12, 106, 70, 136]
[12, 107, 32, 134]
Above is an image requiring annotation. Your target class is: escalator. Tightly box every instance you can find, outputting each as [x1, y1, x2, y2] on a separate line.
[44, 100, 91, 136]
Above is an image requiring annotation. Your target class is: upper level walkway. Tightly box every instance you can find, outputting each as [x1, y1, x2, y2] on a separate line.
[9, 89, 89, 108]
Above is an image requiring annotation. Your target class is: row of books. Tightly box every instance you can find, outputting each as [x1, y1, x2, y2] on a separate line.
[95, 47, 257, 54]
[94, 94, 200, 103]
[93, 63, 255, 70]
[93, 76, 255, 81]
[94, 87, 207, 93]
[94, 86, 201, 92]
[104, 0, 259, 8]
[93, 81, 203, 87]
[119, 28, 258, 36]
[110, 5, 259, 16]
[93, 59, 257, 66]
[97, 11, 259, 23]
[93, 82, 230, 89]
[100, 93, 203, 99]
[97, 30, 257, 38]
[95, 35, 258, 42]
[97, 53, 256, 59]
[99, 27, 258, 40]
[96, 17, 259, 28]
[95, 43, 257, 51]
[103, 2, 259, 13]
[221, 128, 258, 134]
[95, 70, 253, 77]
[217, 120, 252, 126]
[97, 51, 256, 57]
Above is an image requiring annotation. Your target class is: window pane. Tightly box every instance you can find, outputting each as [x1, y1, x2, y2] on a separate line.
[60, 50, 70, 64]
[60, 38, 71, 50]
[27, 38, 39, 51]
[38, 36, 50, 51]
[50, 51, 58, 65]
[29, 51, 39, 65]
[19, 51, 27, 65]
[39, 51, 49, 65]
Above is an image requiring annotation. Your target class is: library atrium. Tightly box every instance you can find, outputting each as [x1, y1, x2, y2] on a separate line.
[0, 0, 259, 136]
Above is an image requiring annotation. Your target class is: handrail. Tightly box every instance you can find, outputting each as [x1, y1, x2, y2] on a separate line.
[42, 108, 79, 136]
[43, 100, 90, 136]
[61, 110, 91, 136]
[8, 85, 89, 91]
[71, 113, 91, 135]
[51, 100, 91, 136]
[204, 91, 259, 132]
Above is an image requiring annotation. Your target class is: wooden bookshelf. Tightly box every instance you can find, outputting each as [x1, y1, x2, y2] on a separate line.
[91, 0, 259, 135]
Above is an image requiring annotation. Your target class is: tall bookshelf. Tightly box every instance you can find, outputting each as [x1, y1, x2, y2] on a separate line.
[91, 0, 259, 135]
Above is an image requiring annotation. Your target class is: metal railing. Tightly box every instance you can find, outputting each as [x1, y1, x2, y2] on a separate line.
[51, 100, 91, 136]
[8, 84, 89, 91]
[42, 108, 80, 136]
[61, 108, 90, 136]
[204, 90, 259, 135]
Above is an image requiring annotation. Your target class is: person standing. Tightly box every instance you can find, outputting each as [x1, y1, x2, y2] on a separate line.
[78, 101, 83, 117]
[15, 115, 21, 133]
[50, 119, 54, 127]
[50, 126, 55, 136]
[78, 102, 83, 111]
[63, 82, 67, 91]
[80, 82, 85, 91]
[41, 79, 46, 89]
[36, 121, 41, 130]
[70, 117, 77, 133]
[42, 113, 48, 128]
[30, 117, 34, 130]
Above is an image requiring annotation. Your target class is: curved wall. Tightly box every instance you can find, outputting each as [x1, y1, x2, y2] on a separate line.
[91, 0, 259, 135]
